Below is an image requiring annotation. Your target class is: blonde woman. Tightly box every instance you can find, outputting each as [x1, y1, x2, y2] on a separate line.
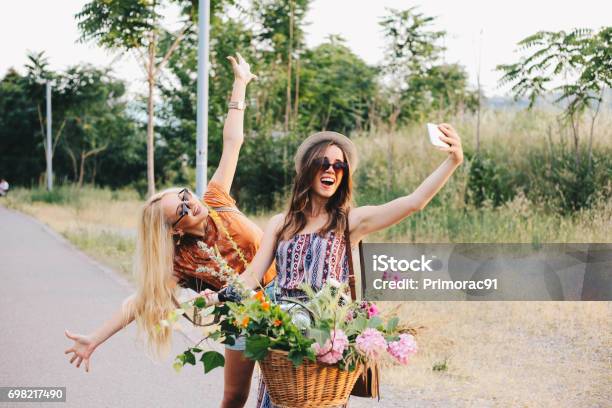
[63, 53, 275, 408]
[203, 127, 463, 407]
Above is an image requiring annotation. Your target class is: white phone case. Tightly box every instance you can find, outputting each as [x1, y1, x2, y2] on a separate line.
[427, 123, 450, 147]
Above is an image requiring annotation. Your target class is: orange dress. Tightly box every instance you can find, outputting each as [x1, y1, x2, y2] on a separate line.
[172, 180, 276, 292]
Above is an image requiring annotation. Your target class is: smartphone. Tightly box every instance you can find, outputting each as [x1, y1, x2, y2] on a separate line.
[427, 123, 450, 148]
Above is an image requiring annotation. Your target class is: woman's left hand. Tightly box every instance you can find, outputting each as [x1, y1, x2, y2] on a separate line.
[436, 123, 464, 165]
[227, 52, 258, 84]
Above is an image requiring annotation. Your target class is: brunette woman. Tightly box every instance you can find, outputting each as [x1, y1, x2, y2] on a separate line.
[204, 127, 463, 407]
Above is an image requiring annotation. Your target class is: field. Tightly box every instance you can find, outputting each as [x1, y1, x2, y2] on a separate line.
[3, 110, 611, 406]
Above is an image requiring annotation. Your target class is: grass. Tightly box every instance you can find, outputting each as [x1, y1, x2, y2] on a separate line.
[3, 109, 610, 406]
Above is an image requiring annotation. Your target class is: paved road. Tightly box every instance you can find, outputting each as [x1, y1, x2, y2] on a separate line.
[0, 205, 421, 408]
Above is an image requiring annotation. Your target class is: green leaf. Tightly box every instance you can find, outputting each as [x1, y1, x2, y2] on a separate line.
[191, 347, 202, 353]
[244, 335, 271, 361]
[193, 297, 206, 308]
[184, 350, 196, 365]
[287, 349, 307, 367]
[207, 331, 222, 341]
[309, 328, 330, 346]
[221, 334, 235, 345]
[354, 315, 368, 331]
[386, 316, 399, 332]
[200, 351, 225, 374]
[367, 316, 383, 329]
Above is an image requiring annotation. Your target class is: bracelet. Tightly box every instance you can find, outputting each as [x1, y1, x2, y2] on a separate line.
[228, 101, 246, 110]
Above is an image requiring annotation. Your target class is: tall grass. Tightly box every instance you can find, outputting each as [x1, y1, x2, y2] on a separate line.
[350, 109, 612, 243]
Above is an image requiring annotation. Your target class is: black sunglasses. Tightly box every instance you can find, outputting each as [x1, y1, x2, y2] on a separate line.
[314, 157, 348, 172]
[172, 188, 192, 228]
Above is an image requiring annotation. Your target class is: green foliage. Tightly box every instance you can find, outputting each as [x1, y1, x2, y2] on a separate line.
[497, 28, 611, 113]
[297, 37, 378, 133]
[4, 3, 481, 201]
[251, 0, 310, 61]
[200, 351, 225, 373]
[524, 146, 612, 214]
[377, 7, 476, 125]
[465, 154, 518, 207]
[244, 334, 272, 361]
[0, 58, 143, 188]
[76, 0, 161, 49]
[379, 7, 445, 74]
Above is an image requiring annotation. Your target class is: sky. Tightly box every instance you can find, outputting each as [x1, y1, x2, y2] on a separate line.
[0, 0, 609, 97]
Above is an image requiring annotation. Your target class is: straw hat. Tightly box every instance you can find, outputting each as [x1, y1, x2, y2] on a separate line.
[294, 131, 358, 175]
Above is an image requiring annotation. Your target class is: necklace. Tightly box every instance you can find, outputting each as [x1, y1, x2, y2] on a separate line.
[204, 203, 250, 270]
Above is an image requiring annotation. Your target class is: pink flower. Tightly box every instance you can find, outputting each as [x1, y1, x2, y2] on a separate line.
[367, 303, 379, 318]
[355, 328, 388, 360]
[387, 334, 418, 365]
[345, 311, 354, 322]
[312, 329, 349, 365]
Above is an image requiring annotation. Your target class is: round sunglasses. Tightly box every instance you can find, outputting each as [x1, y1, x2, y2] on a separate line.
[314, 157, 348, 172]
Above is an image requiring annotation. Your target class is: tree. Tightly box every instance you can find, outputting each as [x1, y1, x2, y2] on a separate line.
[378, 7, 446, 127]
[76, 0, 195, 196]
[377, 7, 476, 197]
[297, 36, 377, 133]
[56, 66, 133, 187]
[0, 69, 45, 185]
[157, 7, 257, 187]
[0, 57, 141, 188]
[251, 0, 311, 131]
[497, 27, 612, 168]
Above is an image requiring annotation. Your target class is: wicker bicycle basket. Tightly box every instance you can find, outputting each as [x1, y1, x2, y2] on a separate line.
[258, 349, 363, 408]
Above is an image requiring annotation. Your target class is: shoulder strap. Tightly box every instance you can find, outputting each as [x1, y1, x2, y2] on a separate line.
[344, 210, 358, 301]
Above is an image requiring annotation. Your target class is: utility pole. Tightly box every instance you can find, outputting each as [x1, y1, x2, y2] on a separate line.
[195, 0, 210, 197]
[46, 81, 53, 191]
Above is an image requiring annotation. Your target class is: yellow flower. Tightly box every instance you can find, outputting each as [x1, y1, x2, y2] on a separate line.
[241, 316, 250, 328]
[261, 302, 270, 311]
[254, 291, 265, 302]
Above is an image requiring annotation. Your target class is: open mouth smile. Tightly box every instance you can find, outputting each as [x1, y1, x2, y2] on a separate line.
[320, 176, 335, 188]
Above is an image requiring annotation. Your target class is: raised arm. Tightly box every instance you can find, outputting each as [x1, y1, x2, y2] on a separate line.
[350, 123, 464, 242]
[64, 293, 136, 372]
[210, 53, 258, 194]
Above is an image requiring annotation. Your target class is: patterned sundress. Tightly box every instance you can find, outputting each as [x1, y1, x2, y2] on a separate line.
[255, 229, 351, 408]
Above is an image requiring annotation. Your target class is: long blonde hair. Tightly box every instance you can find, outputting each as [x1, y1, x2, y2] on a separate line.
[127, 188, 182, 361]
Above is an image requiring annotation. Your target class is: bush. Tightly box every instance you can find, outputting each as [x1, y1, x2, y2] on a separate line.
[525, 147, 612, 215]
[465, 153, 518, 207]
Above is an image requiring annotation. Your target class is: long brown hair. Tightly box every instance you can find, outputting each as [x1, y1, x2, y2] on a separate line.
[276, 140, 354, 244]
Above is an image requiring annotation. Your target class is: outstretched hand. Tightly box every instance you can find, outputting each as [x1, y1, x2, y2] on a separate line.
[227, 52, 257, 84]
[435, 123, 464, 165]
[64, 329, 96, 373]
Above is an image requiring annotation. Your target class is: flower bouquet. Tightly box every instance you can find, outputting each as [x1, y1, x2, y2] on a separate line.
[167, 243, 417, 408]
